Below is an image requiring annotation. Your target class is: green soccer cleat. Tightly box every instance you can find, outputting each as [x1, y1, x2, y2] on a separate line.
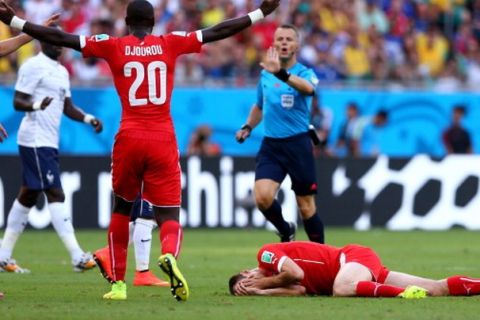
[398, 285, 428, 299]
[158, 253, 190, 301]
[103, 281, 127, 300]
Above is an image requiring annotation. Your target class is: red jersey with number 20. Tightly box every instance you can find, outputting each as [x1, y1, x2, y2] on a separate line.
[80, 31, 203, 137]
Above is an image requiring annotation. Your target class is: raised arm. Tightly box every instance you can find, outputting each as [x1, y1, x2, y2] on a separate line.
[201, 0, 279, 43]
[0, 2, 80, 50]
[0, 34, 31, 56]
[261, 47, 316, 95]
[0, 13, 60, 56]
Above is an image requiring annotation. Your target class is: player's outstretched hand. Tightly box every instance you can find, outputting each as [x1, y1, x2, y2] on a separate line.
[40, 96, 53, 110]
[0, 123, 7, 142]
[43, 13, 61, 26]
[259, 0, 280, 17]
[90, 118, 103, 133]
[0, 1, 15, 25]
[260, 46, 281, 74]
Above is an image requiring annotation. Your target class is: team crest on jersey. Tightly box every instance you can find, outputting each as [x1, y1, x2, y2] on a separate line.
[261, 251, 275, 264]
[91, 34, 109, 42]
[311, 76, 319, 86]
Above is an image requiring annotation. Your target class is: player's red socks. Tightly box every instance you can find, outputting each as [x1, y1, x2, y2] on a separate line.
[108, 213, 130, 282]
[356, 281, 405, 297]
[160, 220, 183, 258]
[447, 275, 480, 296]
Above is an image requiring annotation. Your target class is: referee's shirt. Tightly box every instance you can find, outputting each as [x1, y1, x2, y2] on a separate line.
[15, 52, 71, 149]
[257, 62, 318, 139]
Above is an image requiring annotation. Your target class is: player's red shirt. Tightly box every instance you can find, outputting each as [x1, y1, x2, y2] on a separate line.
[257, 241, 342, 295]
[81, 31, 203, 138]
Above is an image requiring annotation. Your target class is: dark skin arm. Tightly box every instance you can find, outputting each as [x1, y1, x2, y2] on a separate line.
[13, 91, 102, 132]
[0, 13, 60, 56]
[201, 0, 279, 43]
[64, 97, 103, 133]
[0, 0, 279, 48]
[14, 91, 52, 111]
[0, 1, 80, 50]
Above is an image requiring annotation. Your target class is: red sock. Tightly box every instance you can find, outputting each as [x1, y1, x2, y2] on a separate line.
[160, 220, 183, 258]
[447, 275, 480, 296]
[356, 281, 405, 297]
[108, 213, 130, 282]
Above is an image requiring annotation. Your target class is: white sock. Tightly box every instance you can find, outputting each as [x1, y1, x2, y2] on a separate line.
[133, 218, 155, 271]
[48, 202, 83, 263]
[128, 221, 134, 246]
[0, 199, 30, 260]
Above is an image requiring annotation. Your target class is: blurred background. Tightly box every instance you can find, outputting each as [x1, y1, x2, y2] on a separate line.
[1, 0, 480, 231]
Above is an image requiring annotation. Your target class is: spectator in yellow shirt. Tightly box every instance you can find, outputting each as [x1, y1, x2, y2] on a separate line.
[416, 26, 449, 77]
[343, 35, 371, 80]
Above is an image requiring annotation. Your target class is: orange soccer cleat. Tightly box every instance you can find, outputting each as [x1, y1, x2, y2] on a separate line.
[0, 258, 30, 273]
[133, 270, 169, 287]
[93, 247, 114, 283]
[73, 252, 96, 272]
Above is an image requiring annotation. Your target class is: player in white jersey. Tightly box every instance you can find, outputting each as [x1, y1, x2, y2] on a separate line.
[0, 25, 103, 273]
[0, 15, 59, 300]
[0, 13, 59, 144]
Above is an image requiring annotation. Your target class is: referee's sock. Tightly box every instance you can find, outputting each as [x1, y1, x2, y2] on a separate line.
[260, 200, 290, 236]
[303, 213, 325, 244]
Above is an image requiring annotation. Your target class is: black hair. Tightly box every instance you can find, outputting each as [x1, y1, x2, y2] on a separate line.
[125, 0, 155, 27]
[347, 102, 358, 110]
[453, 105, 466, 115]
[376, 109, 388, 119]
[228, 273, 246, 295]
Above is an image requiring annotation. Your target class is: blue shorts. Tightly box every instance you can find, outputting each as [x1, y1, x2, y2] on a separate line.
[131, 196, 154, 221]
[19, 146, 62, 190]
[255, 132, 317, 196]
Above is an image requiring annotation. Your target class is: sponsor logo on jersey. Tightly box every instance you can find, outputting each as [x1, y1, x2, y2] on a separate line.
[261, 251, 275, 264]
[125, 45, 163, 56]
[311, 76, 319, 86]
[91, 34, 109, 42]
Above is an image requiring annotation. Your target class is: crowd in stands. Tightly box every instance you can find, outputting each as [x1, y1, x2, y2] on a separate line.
[0, 0, 480, 88]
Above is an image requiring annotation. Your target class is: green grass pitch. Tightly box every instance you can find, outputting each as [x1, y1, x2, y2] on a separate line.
[1, 228, 479, 319]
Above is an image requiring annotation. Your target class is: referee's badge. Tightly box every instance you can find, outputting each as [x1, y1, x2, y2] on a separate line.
[281, 94, 294, 109]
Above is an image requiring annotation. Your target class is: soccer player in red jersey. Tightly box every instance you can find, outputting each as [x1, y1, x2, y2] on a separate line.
[0, 0, 280, 301]
[229, 241, 480, 298]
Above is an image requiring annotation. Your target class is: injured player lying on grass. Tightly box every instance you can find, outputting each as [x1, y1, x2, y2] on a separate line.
[229, 241, 480, 298]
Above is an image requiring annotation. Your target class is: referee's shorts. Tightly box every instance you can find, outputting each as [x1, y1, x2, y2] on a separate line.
[255, 132, 318, 196]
